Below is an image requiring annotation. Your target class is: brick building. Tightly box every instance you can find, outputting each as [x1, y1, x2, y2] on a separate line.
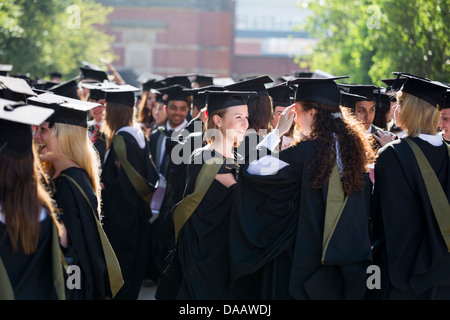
[96, 0, 310, 84]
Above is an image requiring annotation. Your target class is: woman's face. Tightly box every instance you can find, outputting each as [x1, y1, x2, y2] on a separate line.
[217, 105, 249, 144]
[294, 102, 314, 137]
[34, 122, 62, 163]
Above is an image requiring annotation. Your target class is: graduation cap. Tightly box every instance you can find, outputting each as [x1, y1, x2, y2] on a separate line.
[102, 84, 140, 107]
[79, 67, 109, 83]
[340, 91, 367, 110]
[374, 89, 392, 112]
[224, 75, 273, 97]
[0, 98, 54, 159]
[0, 75, 37, 102]
[82, 81, 120, 101]
[27, 92, 100, 128]
[162, 75, 192, 89]
[49, 71, 63, 79]
[288, 76, 349, 109]
[381, 76, 407, 92]
[0, 64, 13, 76]
[199, 90, 256, 114]
[157, 84, 192, 103]
[393, 72, 450, 109]
[47, 76, 80, 99]
[183, 85, 224, 109]
[267, 82, 294, 109]
[190, 74, 215, 87]
[338, 84, 378, 102]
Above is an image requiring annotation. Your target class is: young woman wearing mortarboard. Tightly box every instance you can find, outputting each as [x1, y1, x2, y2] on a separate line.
[155, 90, 255, 300]
[229, 76, 377, 300]
[100, 85, 159, 300]
[369, 73, 450, 299]
[32, 93, 123, 300]
[0, 102, 66, 300]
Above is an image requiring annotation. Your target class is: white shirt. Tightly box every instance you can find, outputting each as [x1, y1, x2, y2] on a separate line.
[159, 119, 188, 170]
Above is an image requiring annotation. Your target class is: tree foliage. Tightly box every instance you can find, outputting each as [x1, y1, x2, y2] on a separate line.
[296, 0, 449, 85]
[0, 0, 115, 80]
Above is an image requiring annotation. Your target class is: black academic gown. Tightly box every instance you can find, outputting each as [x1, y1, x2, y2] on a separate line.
[0, 212, 63, 300]
[154, 130, 206, 281]
[53, 167, 111, 300]
[370, 137, 450, 299]
[230, 140, 373, 300]
[158, 147, 239, 300]
[101, 131, 157, 300]
[88, 122, 107, 164]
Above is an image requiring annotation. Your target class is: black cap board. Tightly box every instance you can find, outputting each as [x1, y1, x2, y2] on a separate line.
[0, 98, 54, 159]
[162, 75, 192, 89]
[442, 90, 450, 110]
[48, 76, 80, 99]
[102, 84, 140, 107]
[224, 75, 273, 97]
[157, 84, 192, 103]
[82, 81, 120, 101]
[80, 67, 109, 83]
[288, 76, 349, 109]
[183, 85, 224, 109]
[190, 74, 215, 87]
[27, 92, 100, 128]
[0, 75, 37, 101]
[338, 83, 378, 102]
[393, 72, 450, 109]
[267, 82, 294, 109]
[200, 90, 256, 114]
[340, 91, 368, 110]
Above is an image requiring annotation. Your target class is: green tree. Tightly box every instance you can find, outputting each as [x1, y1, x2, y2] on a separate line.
[0, 0, 115, 80]
[296, 0, 449, 85]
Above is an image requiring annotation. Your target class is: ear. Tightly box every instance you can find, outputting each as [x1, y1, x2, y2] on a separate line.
[213, 115, 222, 128]
[309, 108, 317, 119]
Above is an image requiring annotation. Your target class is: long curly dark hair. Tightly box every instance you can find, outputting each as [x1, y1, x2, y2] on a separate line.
[299, 101, 376, 195]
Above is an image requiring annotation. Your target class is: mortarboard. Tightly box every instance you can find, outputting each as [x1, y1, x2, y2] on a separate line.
[340, 91, 368, 110]
[288, 76, 349, 109]
[183, 85, 224, 109]
[102, 84, 140, 107]
[0, 98, 54, 158]
[224, 75, 273, 97]
[0, 64, 13, 77]
[162, 75, 192, 89]
[381, 75, 407, 92]
[157, 84, 192, 103]
[82, 81, 120, 101]
[200, 90, 256, 114]
[80, 67, 109, 83]
[267, 82, 294, 109]
[393, 72, 450, 109]
[0, 75, 37, 102]
[27, 92, 100, 128]
[48, 76, 80, 99]
[338, 84, 378, 102]
[190, 74, 215, 87]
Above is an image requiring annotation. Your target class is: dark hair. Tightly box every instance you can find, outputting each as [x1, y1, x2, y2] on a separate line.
[0, 147, 57, 254]
[299, 101, 376, 195]
[247, 94, 272, 133]
[103, 102, 135, 149]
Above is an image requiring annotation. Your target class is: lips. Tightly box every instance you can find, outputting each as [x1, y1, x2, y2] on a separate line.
[36, 143, 47, 154]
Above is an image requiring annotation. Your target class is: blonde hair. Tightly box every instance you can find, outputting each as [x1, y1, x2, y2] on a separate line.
[49, 123, 101, 213]
[397, 91, 440, 137]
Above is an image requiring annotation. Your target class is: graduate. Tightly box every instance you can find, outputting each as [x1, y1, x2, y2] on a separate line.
[370, 73, 450, 299]
[0, 99, 66, 300]
[229, 76, 376, 300]
[100, 84, 158, 300]
[224, 75, 274, 163]
[30, 92, 123, 300]
[156, 89, 255, 300]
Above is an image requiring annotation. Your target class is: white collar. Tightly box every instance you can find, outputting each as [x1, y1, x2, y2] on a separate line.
[365, 124, 373, 135]
[166, 119, 187, 132]
[417, 133, 443, 147]
[116, 125, 146, 149]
